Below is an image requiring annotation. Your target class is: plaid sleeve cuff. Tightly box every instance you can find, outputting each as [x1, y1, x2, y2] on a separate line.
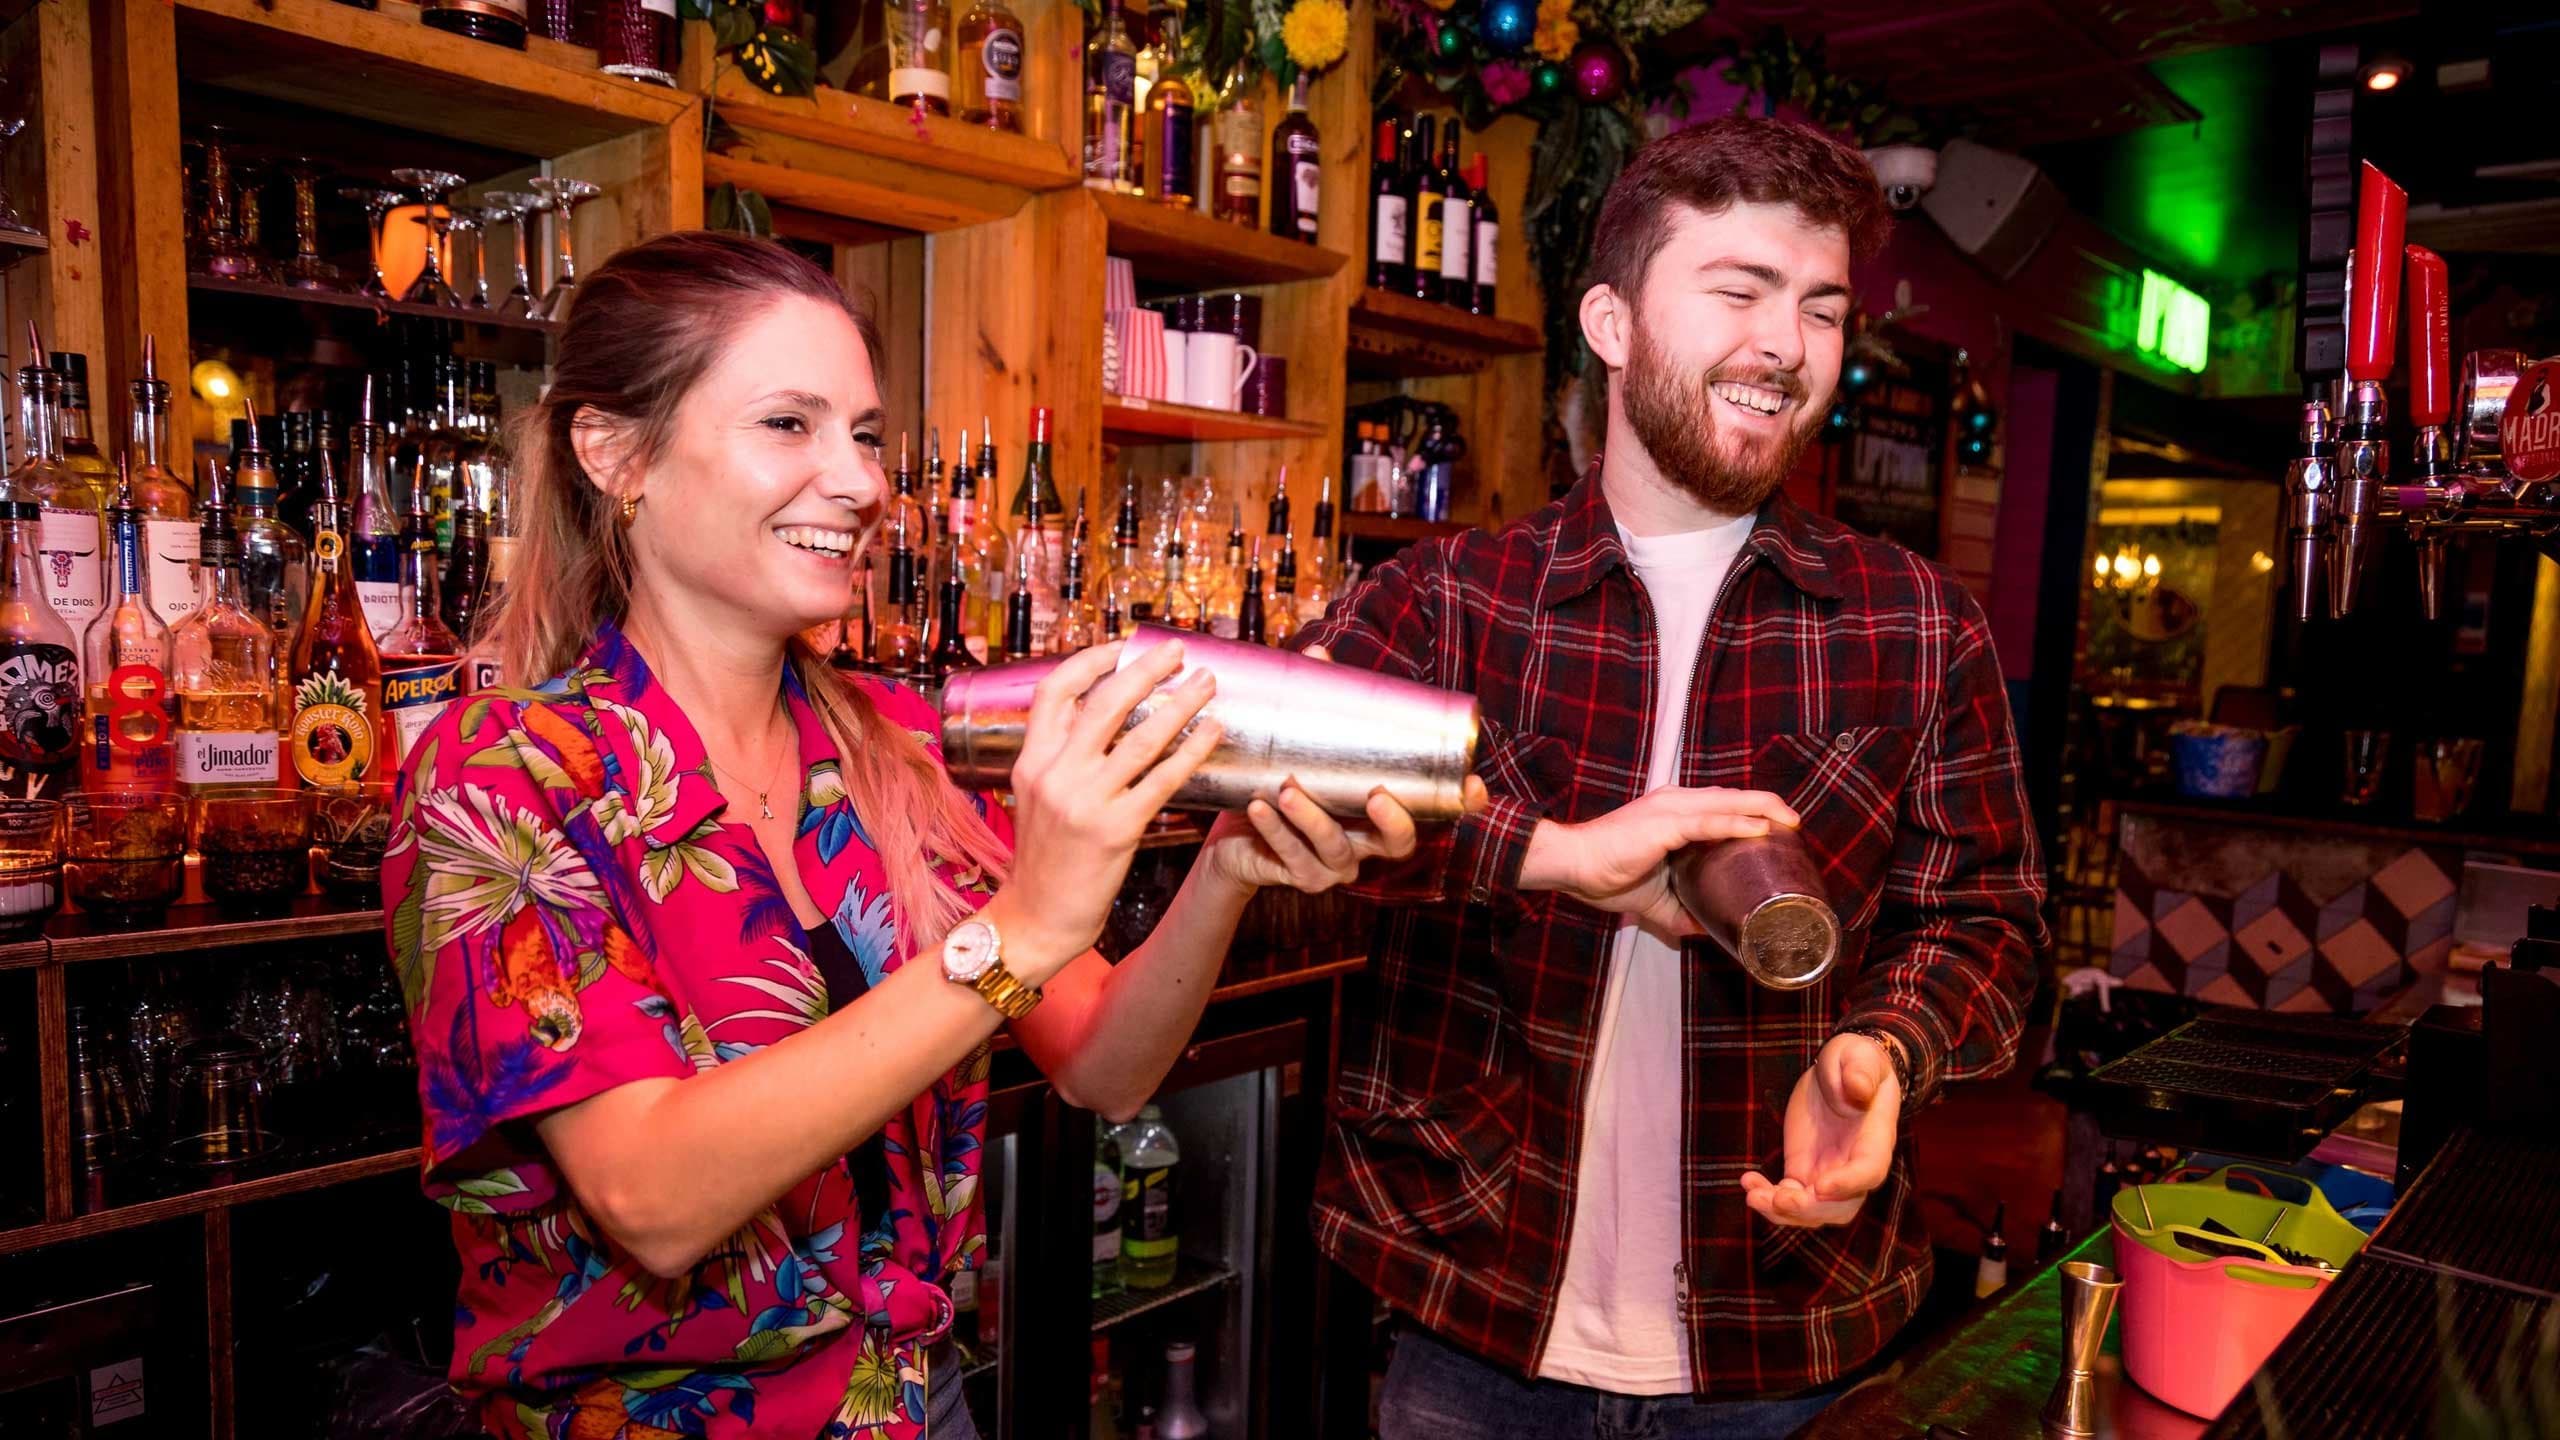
[1835, 1002, 1951, 1112]
[1451, 794, 1544, 907]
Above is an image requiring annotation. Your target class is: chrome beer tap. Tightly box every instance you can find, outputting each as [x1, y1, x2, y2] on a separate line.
[2282, 397, 2337, 623]
[2328, 161, 2406, 620]
[2401, 244, 2454, 619]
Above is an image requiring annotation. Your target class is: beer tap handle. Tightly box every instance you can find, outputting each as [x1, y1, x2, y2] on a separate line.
[2348, 162, 2407, 384]
[2406, 244, 2450, 430]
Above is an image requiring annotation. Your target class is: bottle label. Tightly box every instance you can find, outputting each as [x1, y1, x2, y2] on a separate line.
[1373, 195, 1407, 265]
[382, 657, 463, 761]
[1475, 221, 1499, 289]
[1439, 199, 1472, 281]
[357, 581, 404, 642]
[177, 729, 282, 787]
[1416, 193, 1443, 274]
[90, 664, 174, 787]
[1122, 1160, 1177, 1257]
[487, 535, 519, 588]
[0, 642, 80, 781]
[1292, 157, 1320, 235]
[891, 65, 952, 101]
[982, 26, 1023, 102]
[1155, 100, 1196, 200]
[36, 508, 103, 640]
[1102, 50, 1135, 107]
[290, 671, 376, 790]
[641, 0, 675, 15]
[144, 519, 201, 628]
[432, 0, 528, 19]
[1093, 1161, 1122, 1264]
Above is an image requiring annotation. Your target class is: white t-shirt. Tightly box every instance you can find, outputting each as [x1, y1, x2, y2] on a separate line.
[1535, 512, 1755, 1394]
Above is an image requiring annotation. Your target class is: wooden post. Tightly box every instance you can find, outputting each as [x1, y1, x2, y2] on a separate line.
[92, 0, 190, 447]
[927, 186, 1106, 514]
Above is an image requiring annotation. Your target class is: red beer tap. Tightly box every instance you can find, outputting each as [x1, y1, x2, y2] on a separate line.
[2329, 160, 2407, 618]
[2405, 244, 2450, 429]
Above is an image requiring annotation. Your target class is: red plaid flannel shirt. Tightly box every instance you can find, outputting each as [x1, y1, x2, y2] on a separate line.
[1296, 471, 2046, 1396]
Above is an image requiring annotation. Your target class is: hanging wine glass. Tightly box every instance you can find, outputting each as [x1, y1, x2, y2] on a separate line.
[388, 168, 466, 309]
[479, 191, 544, 320]
[278, 157, 341, 291]
[527, 175, 602, 322]
[339, 184, 409, 301]
[446, 211, 488, 309]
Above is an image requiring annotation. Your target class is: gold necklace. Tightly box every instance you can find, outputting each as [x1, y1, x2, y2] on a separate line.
[703, 709, 795, 821]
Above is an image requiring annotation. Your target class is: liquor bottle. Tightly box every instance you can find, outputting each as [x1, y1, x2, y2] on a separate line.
[1210, 86, 1262, 227]
[275, 410, 317, 540]
[887, 0, 952, 115]
[1082, 0, 1142, 192]
[0, 498, 81, 800]
[1368, 118, 1406, 292]
[14, 362, 104, 669]
[1112, 476, 1156, 623]
[954, 0, 1024, 131]
[1052, 528, 1099, 654]
[349, 378, 403, 644]
[1238, 536, 1266, 644]
[422, 0, 527, 48]
[1003, 548, 1035, 661]
[887, 433, 931, 576]
[461, 365, 510, 598]
[1268, 530, 1301, 646]
[1205, 505, 1245, 638]
[81, 461, 175, 794]
[229, 405, 308, 668]
[45, 351, 114, 504]
[1138, 0, 1194, 207]
[423, 357, 470, 554]
[1090, 1337, 1122, 1440]
[1407, 115, 1443, 303]
[386, 359, 425, 513]
[289, 443, 385, 794]
[1155, 534, 1201, 631]
[169, 463, 280, 799]
[442, 498, 490, 644]
[1269, 75, 1320, 242]
[1119, 1104, 1181, 1286]
[1093, 1115, 1126, 1295]
[1974, 1200, 2010, 1298]
[1299, 472, 1337, 620]
[2036, 1187, 2070, 1266]
[871, 507, 926, 679]
[1436, 119, 1471, 307]
[1266, 466, 1290, 540]
[126, 338, 201, 631]
[1008, 406, 1066, 648]
[953, 432, 1009, 655]
[1101, 573, 1127, 639]
[378, 505, 464, 767]
[1157, 1340, 1209, 1440]
[928, 563, 981, 685]
[482, 406, 518, 615]
[1467, 153, 1499, 317]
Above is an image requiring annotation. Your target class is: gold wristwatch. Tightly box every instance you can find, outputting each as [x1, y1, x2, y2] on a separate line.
[942, 917, 1040, 1019]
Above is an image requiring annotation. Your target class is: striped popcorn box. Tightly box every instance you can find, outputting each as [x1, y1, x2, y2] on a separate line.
[1105, 257, 1138, 316]
[1101, 320, 1121, 394]
[1114, 308, 1166, 399]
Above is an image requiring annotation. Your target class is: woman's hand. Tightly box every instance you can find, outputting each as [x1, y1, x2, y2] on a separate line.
[1201, 783, 1419, 894]
[992, 641, 1222, 978]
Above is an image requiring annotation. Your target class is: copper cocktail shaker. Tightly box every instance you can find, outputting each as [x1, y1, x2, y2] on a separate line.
[939, 626, 1483, 820]
[1669, 828, 1840, 991]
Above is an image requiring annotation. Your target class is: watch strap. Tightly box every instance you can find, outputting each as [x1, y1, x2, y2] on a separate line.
[971, 964, 1041, 1020]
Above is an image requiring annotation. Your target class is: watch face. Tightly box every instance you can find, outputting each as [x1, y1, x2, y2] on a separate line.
[944, 920, 999, 983]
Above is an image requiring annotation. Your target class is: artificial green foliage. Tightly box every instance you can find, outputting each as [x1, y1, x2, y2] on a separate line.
[682, 0, 819, 97]
[1523, 99, 1636, 384]
[706, 183, 776, 237]
[1712, 30, 1924, 146]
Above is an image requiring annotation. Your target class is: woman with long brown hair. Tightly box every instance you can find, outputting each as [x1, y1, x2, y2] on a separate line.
[383, 231, 1413, 1439]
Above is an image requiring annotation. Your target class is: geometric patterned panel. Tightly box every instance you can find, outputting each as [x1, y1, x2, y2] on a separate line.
[2106, 809, 2465, 1015]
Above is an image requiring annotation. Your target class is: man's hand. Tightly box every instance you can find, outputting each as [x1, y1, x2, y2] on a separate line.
[1519, 787, 1799, 938]
[1741, 1032, 1902, 1228]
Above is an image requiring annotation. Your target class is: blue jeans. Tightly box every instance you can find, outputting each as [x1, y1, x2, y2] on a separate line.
[1380, 1328, 1841, 1440]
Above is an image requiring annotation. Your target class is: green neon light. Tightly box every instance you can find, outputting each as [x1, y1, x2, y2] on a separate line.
[2137, 269, 2211, 373]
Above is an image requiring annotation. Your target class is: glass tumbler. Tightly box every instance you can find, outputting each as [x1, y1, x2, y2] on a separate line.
[196, 792, 313, 911]
[64, 794, 188, 926]
[315, 783, 392, 898]
[0, 799, 63, 940]
[167, 1034, 276, 1166]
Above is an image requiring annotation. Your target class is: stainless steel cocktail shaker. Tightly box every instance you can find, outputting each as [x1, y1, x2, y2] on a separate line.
[939, 626, 1483, 821]
[1669, 827, 1840, 990]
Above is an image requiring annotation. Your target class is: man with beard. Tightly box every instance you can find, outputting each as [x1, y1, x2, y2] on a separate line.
[1295, 117, 2044, 1437]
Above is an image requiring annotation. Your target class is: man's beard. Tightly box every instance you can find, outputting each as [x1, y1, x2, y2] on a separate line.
[1620, 323, 1819, 515]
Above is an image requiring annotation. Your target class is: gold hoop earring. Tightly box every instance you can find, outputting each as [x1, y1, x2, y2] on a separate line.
[618, 494, 640, 526]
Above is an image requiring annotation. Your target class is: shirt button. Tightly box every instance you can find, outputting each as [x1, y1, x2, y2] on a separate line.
[1835, 732, 1857, 751]
[1470, 884, 1491, 904]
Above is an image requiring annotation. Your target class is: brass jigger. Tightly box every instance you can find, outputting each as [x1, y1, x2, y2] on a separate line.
[1669, 826, 1840, 990]
[2041, 1260, 2124, 1438]
[939, 626, 1483, 821]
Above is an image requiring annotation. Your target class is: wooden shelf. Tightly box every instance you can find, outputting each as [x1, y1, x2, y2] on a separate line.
[171, 0, 693, 153]
[1093, 189, 1347, 292]
[0, 226, 48, 272]
[1346, 287, 1540, 378]
[0, 1147, 419, 1257]
[1103, 397, 1325, 444]
[40, 891, 383, 967]
[189, 277, 557, 369]
[189, 275, 559, 337]
[1339, 514, 1469, 544]
[708, 74, 1077, 233]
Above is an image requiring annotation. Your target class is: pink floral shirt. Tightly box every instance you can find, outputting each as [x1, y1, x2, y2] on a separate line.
[385, 622, 1004, 1439]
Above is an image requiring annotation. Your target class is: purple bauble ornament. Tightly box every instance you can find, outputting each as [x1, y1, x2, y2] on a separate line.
[1479, 0, 1534, 55]
[1570, 39, 1626, 103]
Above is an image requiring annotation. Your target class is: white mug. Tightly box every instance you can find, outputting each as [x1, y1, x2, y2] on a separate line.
[1184, 332, 1260, 412]
[1161, 330, 1191, 407]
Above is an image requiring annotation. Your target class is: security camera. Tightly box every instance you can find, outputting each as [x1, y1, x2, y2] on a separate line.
[1864, 145, 1939, 211]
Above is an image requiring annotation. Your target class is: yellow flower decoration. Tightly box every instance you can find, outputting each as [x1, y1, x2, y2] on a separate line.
[1532, 0, 1578, 60]
[1281, 0, 1350, 71]
[1422, 0, 1456, 10]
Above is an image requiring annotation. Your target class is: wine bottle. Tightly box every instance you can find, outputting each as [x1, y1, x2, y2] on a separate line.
[1406, 115, 1442, 303]
[1368, 117, 1406, 292]
[1269, 75, 1320, 242]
